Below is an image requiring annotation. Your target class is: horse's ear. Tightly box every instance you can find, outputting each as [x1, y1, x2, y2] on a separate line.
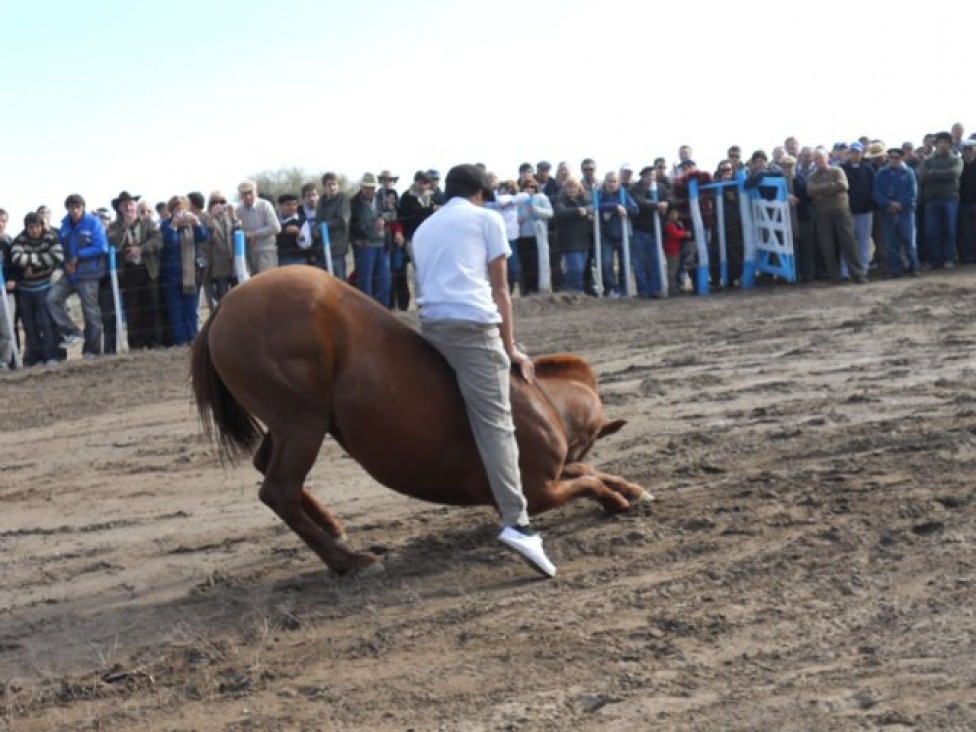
[598, 419, 626, 438]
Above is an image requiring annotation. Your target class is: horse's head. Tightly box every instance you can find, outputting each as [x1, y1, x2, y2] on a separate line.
[532, 355, 627, 463]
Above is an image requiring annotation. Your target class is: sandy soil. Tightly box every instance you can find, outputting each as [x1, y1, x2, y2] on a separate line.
[2, 272, 975, 731]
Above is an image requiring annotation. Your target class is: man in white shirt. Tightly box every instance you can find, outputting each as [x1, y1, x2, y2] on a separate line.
[411, 164, 556, 578]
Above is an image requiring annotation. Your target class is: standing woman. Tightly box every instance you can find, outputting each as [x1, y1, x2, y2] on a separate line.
[159, 195, 207, 345]
[553, 178, 592, 293]
[201, 191, 240, 303]
[515, 177, 554, 295]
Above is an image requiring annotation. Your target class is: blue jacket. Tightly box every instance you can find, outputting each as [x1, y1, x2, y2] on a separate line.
[595, 188, 638, 241]
[59, 212, 108, 282]
[873, 165, 918, 212]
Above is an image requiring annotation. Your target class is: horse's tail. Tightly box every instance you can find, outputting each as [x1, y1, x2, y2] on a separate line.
[190, 307, 264, 462]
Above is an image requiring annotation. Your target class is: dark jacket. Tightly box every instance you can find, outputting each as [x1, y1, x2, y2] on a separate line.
[349, 191, 385, 247]
[553, 193, 592, 252]
[629, 182, 662, 233]
[596, 188, 638, 241]
[841, 162, 876, 214]
[398, 189, 433, 239]
[919, 152, 964, 201]
[314, 192, 351, 256]
[958, 158, 976, 205]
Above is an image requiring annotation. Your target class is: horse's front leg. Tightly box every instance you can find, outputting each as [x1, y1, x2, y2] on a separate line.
[560, 462, 652, 506]
[529, 473, 631, 515]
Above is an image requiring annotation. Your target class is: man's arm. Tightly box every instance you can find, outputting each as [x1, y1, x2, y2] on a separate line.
[488, 255, 534, 382]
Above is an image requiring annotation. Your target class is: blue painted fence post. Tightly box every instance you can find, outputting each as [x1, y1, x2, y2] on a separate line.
[619, 188, 632, 297]
[739, 170, 757, 288]
[0, 258, 22, 368]
[592, 187, 604, 297]
[650, 178, 668, 298]
[108, 246, 126, 353]
[318, 223, 334, 275]
[688, 178, 709, 296]
[233, 230, 250, 283]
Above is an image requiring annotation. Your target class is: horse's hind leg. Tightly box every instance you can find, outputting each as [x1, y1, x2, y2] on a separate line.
[258, 430, 376, 574]
[254, 433, 346, 540]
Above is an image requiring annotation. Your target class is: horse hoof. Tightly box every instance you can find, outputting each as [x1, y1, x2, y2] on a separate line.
[354, 559, 385, 577]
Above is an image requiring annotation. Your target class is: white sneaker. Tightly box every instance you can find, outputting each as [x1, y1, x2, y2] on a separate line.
[498, 525, 557, 578]
[59, 334, 83, 348]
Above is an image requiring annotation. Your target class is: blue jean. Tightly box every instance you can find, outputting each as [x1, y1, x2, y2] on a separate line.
[162, 281, 199, 346]
[631, 229, 662, 297]
[353, 245, 391, 306]
[318, 250, 348, 281]
[601, 238, 623, 294]
[17, 286, 58, 363]
[562, 251, 587, 292]
[925, 198, 959, 267]
[506, 240, 520, 293]
[958, 202, 976, 265]
[47, 276, 102, 355]
[882, 211, 918, 275]
[841, 212, 873, 277]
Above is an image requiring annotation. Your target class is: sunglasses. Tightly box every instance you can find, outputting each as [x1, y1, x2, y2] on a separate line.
[582, 167, 595, 173]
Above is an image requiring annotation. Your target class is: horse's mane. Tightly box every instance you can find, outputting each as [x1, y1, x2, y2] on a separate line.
[532, 354, 598, 391]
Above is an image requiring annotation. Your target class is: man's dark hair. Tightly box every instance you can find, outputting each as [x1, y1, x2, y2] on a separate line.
[155, 201, 167, 214]
[24, 211, 42, 227]
[321, 172, 338, 185]
[187, 191, 206, 210]
[64, 194, 85, 208]
[300, 182, 317, 197]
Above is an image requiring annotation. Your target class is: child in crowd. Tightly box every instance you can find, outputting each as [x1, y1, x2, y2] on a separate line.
[663, 207, 691, 292]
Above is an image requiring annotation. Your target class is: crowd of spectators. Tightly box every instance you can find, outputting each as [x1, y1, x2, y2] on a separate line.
[2, 122, 975, 369]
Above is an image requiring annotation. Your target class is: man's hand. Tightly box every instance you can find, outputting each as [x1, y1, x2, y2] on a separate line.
[509, 348, 535, 383]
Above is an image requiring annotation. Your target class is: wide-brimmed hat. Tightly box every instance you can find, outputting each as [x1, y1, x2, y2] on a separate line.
[377, 170, 398, 183]
[360, 172, 378, 188]
[864, 141, 887, 159]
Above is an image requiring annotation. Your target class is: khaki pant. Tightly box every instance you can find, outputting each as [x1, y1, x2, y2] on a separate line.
[420, 319, 529, 527]
[247, 247, 279, 275]
[814, 206, 864, 280]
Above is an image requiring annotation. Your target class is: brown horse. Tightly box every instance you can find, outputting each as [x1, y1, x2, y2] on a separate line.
[190, 266, 647, 574]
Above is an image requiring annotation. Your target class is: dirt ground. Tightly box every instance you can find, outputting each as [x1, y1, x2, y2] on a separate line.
[2, 272, 976, 732]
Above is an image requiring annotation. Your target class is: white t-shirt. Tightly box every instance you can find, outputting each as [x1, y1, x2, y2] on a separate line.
[413, 197, 510, 323]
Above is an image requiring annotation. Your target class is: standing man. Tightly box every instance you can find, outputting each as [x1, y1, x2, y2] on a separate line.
[806, 148, 866, 283]
[47, 194, 109, 356]
[411, 164, 556, 578]
[349, 173, 391, 305]
[236, 179, 281, 275]
[106, 191, 163, 349]
[315, 172, 351, 279]
[298, 183, 320, 266]
[841, 141, 876, 278]
[0, 209, 14, 368]
[918, 131, 964, 269]
[873, 147, 919, 277]
[959, 140, 976, 265]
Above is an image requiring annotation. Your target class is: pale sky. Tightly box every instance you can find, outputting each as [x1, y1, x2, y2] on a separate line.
[2, 0, 971, 227]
